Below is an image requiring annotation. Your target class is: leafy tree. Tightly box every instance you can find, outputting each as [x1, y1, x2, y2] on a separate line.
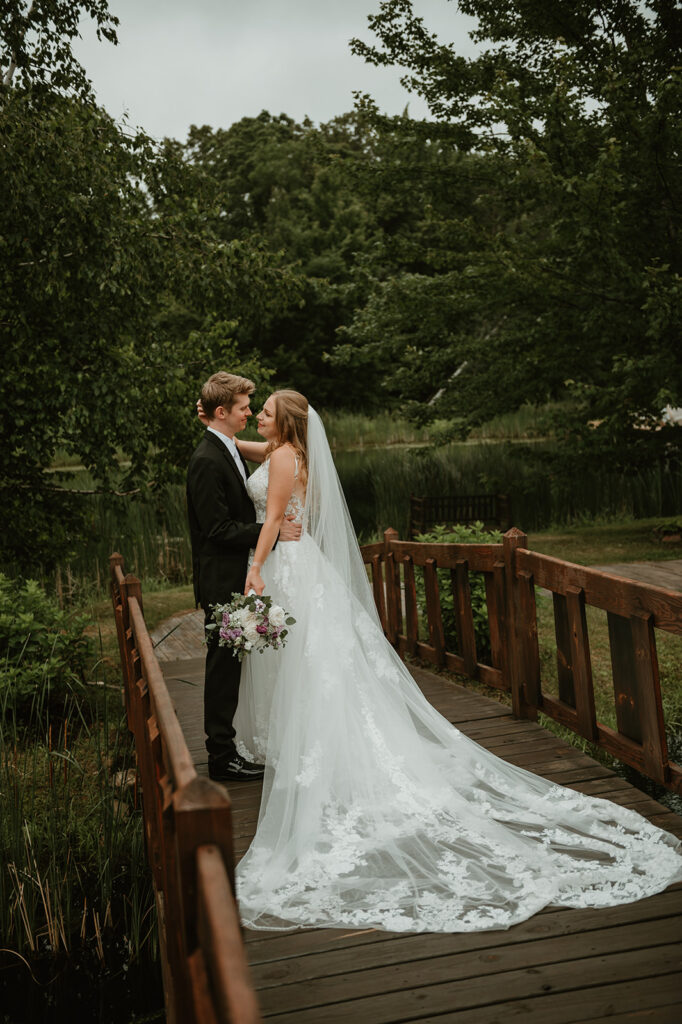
[343, 0, 682, 462]
[1, 0, 118, 99]
[0, 6, 293, 575]
[173, 112, 384, 406]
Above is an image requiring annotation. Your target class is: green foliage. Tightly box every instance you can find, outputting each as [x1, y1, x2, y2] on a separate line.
[413, 522, 502, 658]
[0, 1, 119, 100]
[0, 575, 92, 722]
[343, 0, 682, 466]
[173, 111, 382, 407]
[3, 0, 681, 585]
[0, 85, 284, 574]
[0, 690, 158, 971]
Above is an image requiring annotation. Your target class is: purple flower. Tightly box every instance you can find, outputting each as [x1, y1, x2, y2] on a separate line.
[256, 624, 268, 634]
[222, 611, 230, 625]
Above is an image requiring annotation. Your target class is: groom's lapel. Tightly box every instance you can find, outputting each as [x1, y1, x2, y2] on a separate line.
[204, 430, 249, 495]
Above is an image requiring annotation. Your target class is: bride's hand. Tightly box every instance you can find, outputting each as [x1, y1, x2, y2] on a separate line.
[244, 566, 265, 596]
[196, 398, 210, 426]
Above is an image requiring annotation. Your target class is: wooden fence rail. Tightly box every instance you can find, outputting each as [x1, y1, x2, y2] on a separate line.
[109, 553, 261, 1024]
[361, 527, 682, 795]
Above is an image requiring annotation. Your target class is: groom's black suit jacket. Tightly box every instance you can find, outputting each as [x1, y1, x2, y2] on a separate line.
[186, 430, 262, 610]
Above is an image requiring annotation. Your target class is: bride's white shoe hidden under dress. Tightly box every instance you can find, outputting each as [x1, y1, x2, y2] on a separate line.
[233, 409, 682, 934]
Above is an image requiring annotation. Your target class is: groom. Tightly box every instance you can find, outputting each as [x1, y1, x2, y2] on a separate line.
[186, 371, 301, 782]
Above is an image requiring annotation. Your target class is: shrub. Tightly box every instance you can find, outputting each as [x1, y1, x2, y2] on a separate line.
[0, 574, 92, 723]
[414, 522, 503, 660]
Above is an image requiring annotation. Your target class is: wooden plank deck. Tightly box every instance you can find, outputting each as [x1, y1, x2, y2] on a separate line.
[161, 649, 682, 1023]
[590, 559, 682, 592]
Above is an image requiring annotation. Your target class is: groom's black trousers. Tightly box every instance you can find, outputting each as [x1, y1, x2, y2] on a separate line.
[203, 606, 241, 756]
[187, 430, 263, 760]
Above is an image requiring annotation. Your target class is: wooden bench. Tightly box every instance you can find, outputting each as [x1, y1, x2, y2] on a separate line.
[409, 493, 512, 538]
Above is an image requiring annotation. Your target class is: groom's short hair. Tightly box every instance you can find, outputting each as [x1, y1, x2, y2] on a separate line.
[201, 372, 255, 418]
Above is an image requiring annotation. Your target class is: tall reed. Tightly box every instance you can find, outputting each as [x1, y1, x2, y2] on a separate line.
[0, 667, 156, 964]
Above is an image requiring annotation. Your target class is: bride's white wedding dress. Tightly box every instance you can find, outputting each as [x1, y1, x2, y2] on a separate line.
[233, 409, 682, 934]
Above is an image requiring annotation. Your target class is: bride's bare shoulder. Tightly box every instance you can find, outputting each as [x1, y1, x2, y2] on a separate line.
[269, 444, 297, 468]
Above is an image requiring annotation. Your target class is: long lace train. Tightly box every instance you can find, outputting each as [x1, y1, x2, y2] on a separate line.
[233, 425, 682, 934]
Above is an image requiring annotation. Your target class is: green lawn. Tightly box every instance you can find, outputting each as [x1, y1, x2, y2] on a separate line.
[527, 516, 682, 565]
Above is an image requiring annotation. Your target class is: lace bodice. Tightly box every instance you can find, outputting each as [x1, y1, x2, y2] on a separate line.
[246, 455, 304, 524]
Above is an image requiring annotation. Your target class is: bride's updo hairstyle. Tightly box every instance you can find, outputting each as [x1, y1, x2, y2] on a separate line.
[267, 390, 309, 483]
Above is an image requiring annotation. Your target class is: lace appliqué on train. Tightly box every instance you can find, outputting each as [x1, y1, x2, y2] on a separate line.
[233, 446, 682, 934]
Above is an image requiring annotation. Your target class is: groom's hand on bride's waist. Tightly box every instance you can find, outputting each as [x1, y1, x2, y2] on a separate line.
[279, 515, 302, 542]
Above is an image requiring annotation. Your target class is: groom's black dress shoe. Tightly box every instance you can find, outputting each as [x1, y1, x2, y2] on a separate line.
[208, 751, 265, 782]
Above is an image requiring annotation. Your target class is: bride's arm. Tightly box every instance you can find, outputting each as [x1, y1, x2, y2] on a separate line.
[244, 446, 296, 595]
[235, 437, 269, 464]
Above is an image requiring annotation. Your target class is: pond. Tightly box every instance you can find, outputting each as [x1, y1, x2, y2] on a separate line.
[333, 440, 682, 541]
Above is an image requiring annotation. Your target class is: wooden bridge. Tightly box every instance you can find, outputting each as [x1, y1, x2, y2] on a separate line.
[109, 528, 682, 1024]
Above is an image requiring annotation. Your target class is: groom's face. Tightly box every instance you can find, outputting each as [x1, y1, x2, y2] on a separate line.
[223, 393, 252, 436]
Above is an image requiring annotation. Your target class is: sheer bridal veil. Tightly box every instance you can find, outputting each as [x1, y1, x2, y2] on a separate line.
[235, 406, 682, 934]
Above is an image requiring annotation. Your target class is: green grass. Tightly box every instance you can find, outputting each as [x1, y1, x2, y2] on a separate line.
[528, 517, 682, 565]
[469, 402, 556, 440]
[88, 586, 196, 668]
[320, 410, 432, 449]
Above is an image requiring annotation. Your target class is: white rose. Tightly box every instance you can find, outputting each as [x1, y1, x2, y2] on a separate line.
[229, 609, 245, 627]
[268, 605, 286, 629]
[241, 610, 260, 643]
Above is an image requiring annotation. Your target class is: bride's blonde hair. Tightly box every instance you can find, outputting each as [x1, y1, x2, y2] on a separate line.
[266, 390, 309, 484]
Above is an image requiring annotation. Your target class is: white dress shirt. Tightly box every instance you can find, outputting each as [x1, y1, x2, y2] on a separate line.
[207, 426, 247, 485]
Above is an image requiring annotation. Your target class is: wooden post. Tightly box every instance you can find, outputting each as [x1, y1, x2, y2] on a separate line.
[630, 612, 669, 784]
[565, 586, 598, 742]
[370, 555, 386, 632]
[423, 558, 446, 667]
[173, 777, 237, 952]
[402, 555, 419, 657]
[553, 593, 576, 707]
[503, 528, 537, 721]
[109, 554, 132, 724]
[452, 559, 477, 678]
[116, 573, 138, 732]
[484, 567, 503, 673]
[196, 845, 262, 1024]
[518, 569, 542, 708]
[607, 611, 642, 741]
[383, 529, 400, 646]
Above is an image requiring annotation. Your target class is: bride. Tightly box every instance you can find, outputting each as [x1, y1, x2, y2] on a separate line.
[229, 389, 682, 933]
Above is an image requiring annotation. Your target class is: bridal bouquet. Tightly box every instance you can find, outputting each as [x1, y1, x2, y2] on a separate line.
[206, 592, 295, 661]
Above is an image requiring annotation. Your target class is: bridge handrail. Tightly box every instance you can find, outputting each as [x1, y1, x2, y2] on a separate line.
[109, 553, 261, 1024]
[361, 527, 682, 796]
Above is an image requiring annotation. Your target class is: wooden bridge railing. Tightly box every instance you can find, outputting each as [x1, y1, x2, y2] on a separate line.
[109, 554, 261, 1024]
[362, 527, 682, 795]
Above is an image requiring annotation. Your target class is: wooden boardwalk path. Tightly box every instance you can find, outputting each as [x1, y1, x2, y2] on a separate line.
[159, 645, 682, 1023]
[590, 559, 682, 593]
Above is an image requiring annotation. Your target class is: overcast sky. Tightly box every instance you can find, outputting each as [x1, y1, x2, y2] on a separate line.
[72, 1, 479, 142]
